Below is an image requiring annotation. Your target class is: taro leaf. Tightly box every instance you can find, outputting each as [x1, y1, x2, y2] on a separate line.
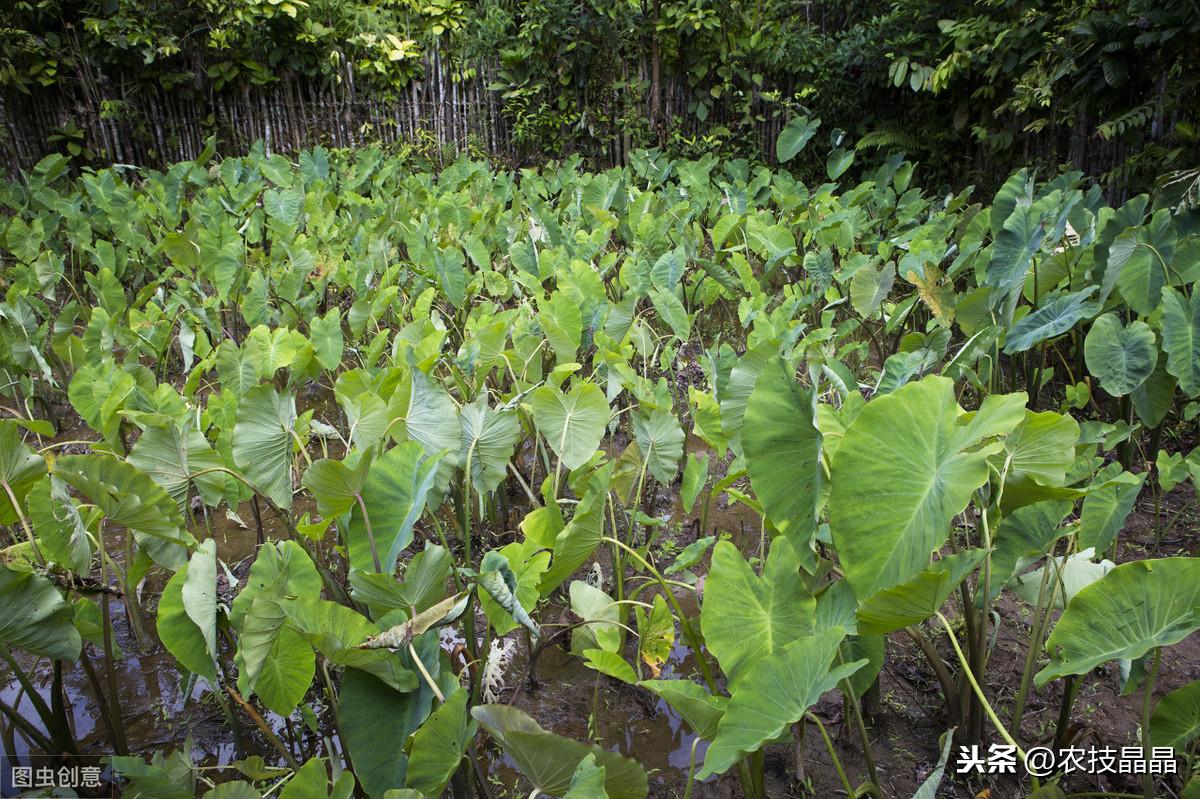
[471, 705, 649, 799]
[182, 539, 219, 663]
[280, 757, 356, 799]
[776, 116, 820, 162]
[1077, 467, 1145, 553]
[480, 542, 549, 633]
[394, 365, 462, 495]
[282, 598, 417, 691]
[635, 594, 674, 676]
[1150, 680, 1200, 751]
[1112, 210, 1175, 317]
[539, 464, 613, 593]
[650, 249, 686, 292]
[238, 596, 315, 715]
[538, 290, 583, 363]
[531, 382, 609, 472]
[301, 455, 369, 518]
[340, 670, 417, 798]
[856, 549, 987, 635]
[1036, 558, 1200, 687]
[203, 782, 261, 799]
[310, 308, 344, 372]
[697, 627, 865, 779]
[351, 543, 454, 620]
[638, 679, 727, 740]
[1083, 314, 1156, 397]
[569, 580, 620, 654]
[0, 565, 81, 661]
[128, 423, 226, 511]
[718, 343, 774, 458]
[826, 148, 854, 180]
[875, 350, 930, 395]
[343, 392, 389, 452]
[1003, 410, 1080, 486]
[478, 549, 539, 639]
[1002, 288, 1098, 354]
[700, 538, 815, 688]
[649, 288, 691, 339]
[911, 728, 955, 799]
[346, 442, 443, 575]
[406, 689, 475, 796]
[563, 754, 608, 799]
[54, 453, 192, 568]
[1130, 354, 1177, 429]
[28, 476, 91, 573]
[0, 420, 47, 525]
[231, 541, 322, 710]
[1161, 287, 1200, 397]
[665, 536, 715, 575]
[829, 377, 1024, 599]
[632, 407, 684, 484]
[157, 562, 218, 681]
[990, 500, 1073, 598]
[744, 357, 820, 551]
[849, 260, 895, 318]
[459, 395, 521, 498]
[232, 385, 297, 508]
[680, 453, 708, 515]
[986, 201, 1049, 294]
[583, 650, 638, 684]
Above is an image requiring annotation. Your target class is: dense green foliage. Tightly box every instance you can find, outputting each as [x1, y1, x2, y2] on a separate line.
[0, 133, 1199, 798]
[3, 0, 1198, 189]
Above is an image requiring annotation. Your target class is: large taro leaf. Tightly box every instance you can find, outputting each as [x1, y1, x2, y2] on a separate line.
[538, 464, 613, 593]
[775, 115, 820, 162]
[1077, 465, 1145, 554]
[128, 423, 226, 511]
[339, 669, 418, 799]
[1151, 680, 1200, 752]
[828, 377, 1024, 599]
[631, 407, 684, 484]
[0, 420, 46, 525]
[28, 475, 92, 574]
[1036, 558, 1200, 687]
[182, 539, 219, 664]
[743, 357, 821, 552]
[700, 538, 814, 688]
[990, 500, 1073, 599]
[471, 705, 648, 799]
[637, 680, 727, 740]
[157, 561, 218, 681]
[394, 365, 462, 496]
[231, 541, 322, 712]
[301, 454, 371, 518]
[856, 549, 987, 635]
[0, 565, 81, 661]
[282, 598, 416, 691]
[563, 755, 608, 799]
[406, 689, 476, 796]
[1002, 288, 1098, 354]
[345, 442, 443, 575]
[985, 200, 1050, 296]
[1160, 286, 1200, 397]
[1083, 314, 1156, 397]
[530, 382, 609, 472]
[697, 627, 865, 779]
[1003, 410, 1080, 486]
[351, 542, 453, 620]
[309, 308, 345, 372]
[54, 453, 192, 569]
[459, 395, 520, 499]
[232, 385, 297, 508]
